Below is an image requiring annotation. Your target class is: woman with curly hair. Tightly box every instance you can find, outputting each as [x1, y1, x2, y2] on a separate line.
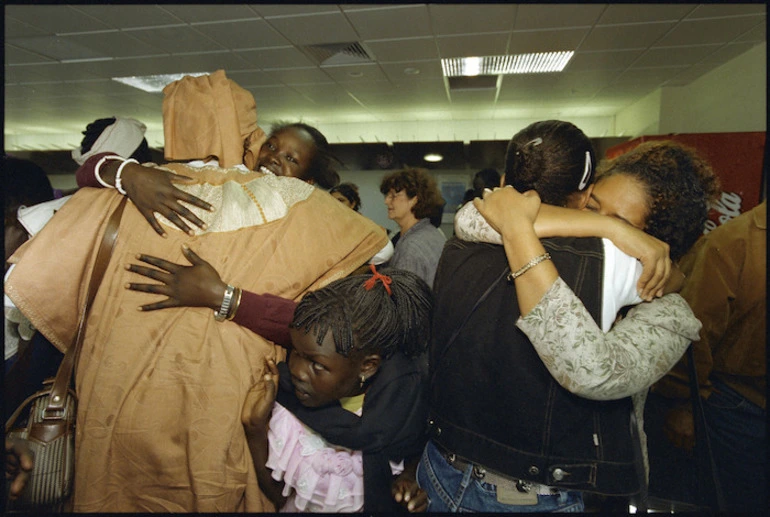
[588, 140, 720, 261]
[380, 168, 446, 286]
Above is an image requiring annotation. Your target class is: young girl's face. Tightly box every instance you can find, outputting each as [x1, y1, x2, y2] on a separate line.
[257, 127, 317, 183]
[287, 328, 365, 408]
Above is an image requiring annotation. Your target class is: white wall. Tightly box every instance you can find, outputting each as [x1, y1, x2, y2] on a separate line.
[659, 43, 766, 134]
[614, 90, 662, 138]
[615, 42, 766, 138]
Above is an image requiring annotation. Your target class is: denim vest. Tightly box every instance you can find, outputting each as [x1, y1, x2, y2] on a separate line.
[428, 237, 639, 496]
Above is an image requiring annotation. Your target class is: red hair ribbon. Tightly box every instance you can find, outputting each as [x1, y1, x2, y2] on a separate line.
[363, 263, 392, 296]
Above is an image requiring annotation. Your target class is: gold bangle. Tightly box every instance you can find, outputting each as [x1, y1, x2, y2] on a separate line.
[507, 252, 551, 282]
[227, 287, 242, 321]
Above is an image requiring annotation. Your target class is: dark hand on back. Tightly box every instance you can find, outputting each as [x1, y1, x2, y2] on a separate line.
[126, 244, 226, 311]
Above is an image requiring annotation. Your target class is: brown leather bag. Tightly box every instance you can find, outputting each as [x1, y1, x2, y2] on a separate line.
[5, 197, 126, 511]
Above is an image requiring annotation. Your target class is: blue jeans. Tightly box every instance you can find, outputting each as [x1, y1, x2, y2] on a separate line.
[704, 380, 767, 512]
[417, 440, 584, 512]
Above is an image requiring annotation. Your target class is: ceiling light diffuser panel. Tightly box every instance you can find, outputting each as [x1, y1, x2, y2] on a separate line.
[112, 72, 210, 93]
[441, 51, 575, 77]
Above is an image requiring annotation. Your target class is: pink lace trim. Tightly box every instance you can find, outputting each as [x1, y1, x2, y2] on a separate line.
[267, 403, 364, 512]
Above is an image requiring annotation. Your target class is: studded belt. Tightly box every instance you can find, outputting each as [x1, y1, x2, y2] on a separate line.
[438, 445, 560, 496]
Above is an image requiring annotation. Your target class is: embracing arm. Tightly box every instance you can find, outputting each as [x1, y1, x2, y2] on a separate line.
[242, 360, 287, 509]
[517, 280, 701, 400]
[474, 187, 701, 400]
[126, 245, 296, 346]
[456, 197, 678, 300]
[75, 152, 214, 236]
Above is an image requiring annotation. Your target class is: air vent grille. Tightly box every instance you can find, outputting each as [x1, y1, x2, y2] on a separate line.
[302, 42, 374, 66]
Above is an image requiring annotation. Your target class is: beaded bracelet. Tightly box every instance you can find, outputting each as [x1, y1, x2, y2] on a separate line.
[507, 252, 552, 283]
[214, 284, 236, 322]
[94, 155, 124, 188]
[115, 158, 138, 195]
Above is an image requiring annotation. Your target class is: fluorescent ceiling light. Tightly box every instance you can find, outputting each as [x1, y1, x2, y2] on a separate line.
[442, 52, 574, 77]
[424, 153, 443, 162]
[112, 72, 210, 93]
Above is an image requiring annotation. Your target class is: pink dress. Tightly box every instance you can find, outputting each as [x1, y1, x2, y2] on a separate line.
[267, 403, 365, 512]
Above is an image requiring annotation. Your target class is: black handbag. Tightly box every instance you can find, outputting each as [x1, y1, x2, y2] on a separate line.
[5, 197, 126, 511]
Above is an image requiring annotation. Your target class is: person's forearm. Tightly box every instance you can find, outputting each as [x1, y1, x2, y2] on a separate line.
[246, 431, 286, 508]
[76, 152, 116, 188]
[233, 291, 296, 346]
[501, 227, 558, 316]
[533, 204, 624, 240]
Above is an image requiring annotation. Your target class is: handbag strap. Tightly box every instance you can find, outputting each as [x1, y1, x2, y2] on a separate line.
[686, 343, 725, 510]
[44, 197, 127, 416]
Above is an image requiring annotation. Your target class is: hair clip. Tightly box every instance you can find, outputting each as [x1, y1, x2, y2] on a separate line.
[578, 151, 592, 191]
[526, 137, 543, 147]
[363, 264, 393, 295]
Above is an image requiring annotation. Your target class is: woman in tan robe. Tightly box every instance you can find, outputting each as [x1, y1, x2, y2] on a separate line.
[5, 71, 388, 512]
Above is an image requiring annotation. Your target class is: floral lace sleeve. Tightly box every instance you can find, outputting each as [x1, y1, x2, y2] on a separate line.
[517, 277, 702, 401]
[454, 201, 502, 244]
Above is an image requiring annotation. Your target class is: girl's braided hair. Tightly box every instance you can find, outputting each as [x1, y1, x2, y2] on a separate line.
[289, 267, 432, 359]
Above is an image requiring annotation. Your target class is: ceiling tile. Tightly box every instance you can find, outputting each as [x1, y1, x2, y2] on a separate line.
[633, 44, 723, 68]
[4, 17, 51, 39]
[225, 70, 284, 87]
[263, 67, 334, 85]
[344, 5, 432, 40]
[566, 49, 645, 71]
[735, 20, 766, 42]
[449, 89, 498, 105]
[235, 47, 315, 69]
[126, 26, 226, 54]
[63, 32, 164, 59]
[514, 3, 606, 30]
[10, 62, 109, 82]
[253, 4, 341, 17]
[612, 66, 689, 88]
[70, 5, 187, 29]
[597, 4, 694, 25]
[159, 4, 260, 24]
[4, 5, 111, 34]
[687, 4, 766, 19]
[266, 12, 358, 45]
[428, 4, 517, 35]
[698, 41, 761, 66]
[8, 36, 108, 61]
[3, 65, 50, 84]
[5, 45, 58, 66]
[579, 22, 677, 51]
[436, 33, 510, 58]
[663, 63, 720, 86]
[321, 63, 388, 82]
[509, 28, 588, 54]
[380, 61, 444, 81]
[655, 17, 766, 47]
[194, 20, 291, 50]
[364, 38, 438, 62]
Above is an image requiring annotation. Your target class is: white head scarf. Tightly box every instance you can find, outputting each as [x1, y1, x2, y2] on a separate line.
[71, 117, 147, 165]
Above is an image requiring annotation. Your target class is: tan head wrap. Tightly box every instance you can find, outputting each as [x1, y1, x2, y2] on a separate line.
[162, 70, 266, 169]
